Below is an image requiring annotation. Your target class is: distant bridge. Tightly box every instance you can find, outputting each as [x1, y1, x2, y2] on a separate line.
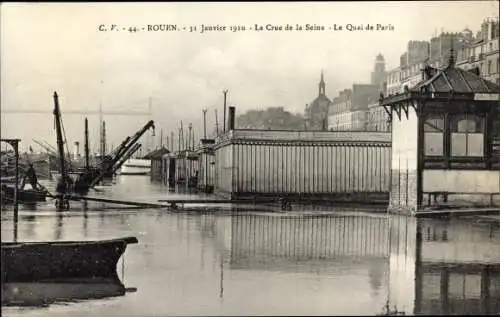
[1, 109, 151, 116]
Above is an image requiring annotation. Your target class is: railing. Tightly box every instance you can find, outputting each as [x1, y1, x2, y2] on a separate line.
[423, 191, 499, 207]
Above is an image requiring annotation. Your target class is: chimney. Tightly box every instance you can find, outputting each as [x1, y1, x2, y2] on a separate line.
[74, 141, 80, 158]
[228, 106, 236, 131]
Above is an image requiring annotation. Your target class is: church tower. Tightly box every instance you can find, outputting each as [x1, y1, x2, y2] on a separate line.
[319, 70, 326, 96]
[305, 70, 332, 131]
[371, 54, 387, 89]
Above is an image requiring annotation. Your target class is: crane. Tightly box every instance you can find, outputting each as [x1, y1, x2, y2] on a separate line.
[89, 120, 155, 188]
[32, 139, 57, 156]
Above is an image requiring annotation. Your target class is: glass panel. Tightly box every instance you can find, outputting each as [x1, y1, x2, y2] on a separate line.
[467, 134, 484, 156]
[493, 110, 500, 158]
[424, 114, 444, 156]
[451, 133, 467, 156]
[425, 133, 444, 156]
[450, 113, 485, 157]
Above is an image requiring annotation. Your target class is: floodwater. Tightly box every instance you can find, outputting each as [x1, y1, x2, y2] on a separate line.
[1, 176, 500, 316]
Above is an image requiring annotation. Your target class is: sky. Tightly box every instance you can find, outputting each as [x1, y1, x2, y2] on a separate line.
[1, 1, 498, 152]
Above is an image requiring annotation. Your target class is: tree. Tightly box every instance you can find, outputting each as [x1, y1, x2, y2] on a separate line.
[236, 107, 305, 130]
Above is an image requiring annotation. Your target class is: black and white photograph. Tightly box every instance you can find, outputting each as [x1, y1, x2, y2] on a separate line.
[1, 1, 499, 316]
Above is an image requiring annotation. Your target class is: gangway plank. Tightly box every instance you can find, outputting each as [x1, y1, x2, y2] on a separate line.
[62, 195, 281, 210]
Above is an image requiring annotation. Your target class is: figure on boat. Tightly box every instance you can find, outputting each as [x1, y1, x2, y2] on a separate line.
[1, 156, 49, 204]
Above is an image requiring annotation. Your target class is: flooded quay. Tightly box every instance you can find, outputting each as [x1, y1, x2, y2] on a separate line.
[2, 175, 500, 316]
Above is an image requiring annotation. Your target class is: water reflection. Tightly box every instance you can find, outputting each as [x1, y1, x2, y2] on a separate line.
[229, 214, 390, 270]
[83, 200, 89, 237]
[1, 176, 499, 316]
[54, 212, 64, 241]
[2, 277, 131, 307]
[389, 216, 500, 315]
[200, 213, 392, 314]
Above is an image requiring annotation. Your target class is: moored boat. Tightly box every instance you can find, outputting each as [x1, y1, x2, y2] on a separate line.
[1, 185, 48, 204]
[119, 158, 151, 176]
[1, 277, 133, 307]
[1, 236, 138, 283]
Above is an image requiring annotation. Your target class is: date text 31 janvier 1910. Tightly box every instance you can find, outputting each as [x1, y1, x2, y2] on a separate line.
[195, 23, 394, 33]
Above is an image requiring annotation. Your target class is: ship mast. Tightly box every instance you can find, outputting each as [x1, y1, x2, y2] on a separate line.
[84, 117, 90, 171]
[53, 92, 68, 194]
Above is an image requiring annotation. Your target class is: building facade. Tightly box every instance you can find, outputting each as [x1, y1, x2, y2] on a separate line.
[328, 84, 380, 131]
[386, 67, 402, 96]
[380, 18, 499, 136]
[327, 55, 387, 131]
[304, 72, 332, 131]
[429, 32, 464, 66]
[407, 40, 430, 65]
[455, 20, 500, 85]
[328, 89, 352, 131]
[367, 101, 391, 132]
[467, 19, 499, 85]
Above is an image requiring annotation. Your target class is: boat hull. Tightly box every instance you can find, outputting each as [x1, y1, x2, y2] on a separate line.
[1, 237, 138, 283]
[2, 278, 127, 307]
[1, 186, 47, 203]
[119, 171, 150, 176]
[119, 158, 151, 176]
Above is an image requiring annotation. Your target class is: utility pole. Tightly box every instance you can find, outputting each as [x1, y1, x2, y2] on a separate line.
[190, 124, 195, 150]
[180, 121, 184, 151]
[202, 109, 207, 139]
[223, 89, 228, 132]
[99, 102, 103, 157]
[160, 129, 163, 148]
[215, 109, 219, 135]
[171, 131, 174, 152]
[178, 128, 182, 152]
[148, 97, 152, 152]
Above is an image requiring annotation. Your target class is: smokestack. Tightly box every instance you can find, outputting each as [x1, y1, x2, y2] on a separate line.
[223, 90, 228, 132]
[228, 106, 236, 131]
[74, 141, 80, 158]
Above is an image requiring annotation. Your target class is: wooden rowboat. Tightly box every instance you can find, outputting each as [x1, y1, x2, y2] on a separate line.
[1, 184, 48, 204]
[1, 236, 138, 283]
[2, 277, 136, 307]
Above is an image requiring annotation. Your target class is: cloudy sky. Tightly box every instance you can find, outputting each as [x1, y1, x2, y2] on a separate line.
[1, 1, 498, 152]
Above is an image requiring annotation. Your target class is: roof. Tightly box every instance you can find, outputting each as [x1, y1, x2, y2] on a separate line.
[309, 94, 332, 107]
[412, 65, 500, 94]
[380, 52, 500, 107]
[143, 146, 170, 160]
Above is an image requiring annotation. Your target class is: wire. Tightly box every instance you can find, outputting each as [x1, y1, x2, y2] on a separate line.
[59, 112, 74, 171]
